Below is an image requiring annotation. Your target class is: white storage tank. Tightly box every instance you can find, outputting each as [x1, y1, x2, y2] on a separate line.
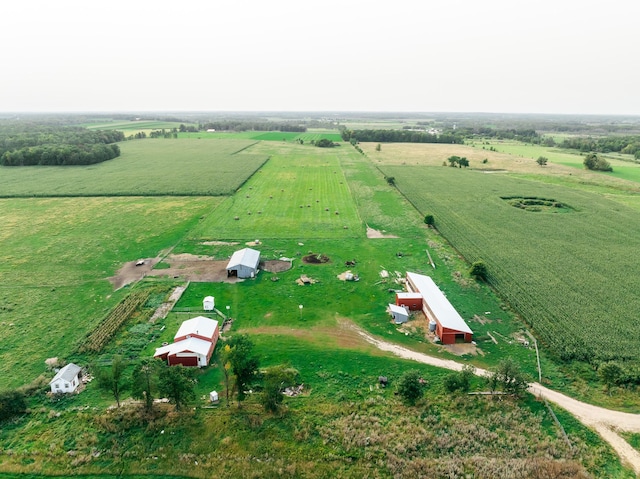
[429, 319, 437, 332]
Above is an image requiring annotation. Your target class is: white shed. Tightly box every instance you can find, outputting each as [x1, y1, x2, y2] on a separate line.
[210, 390, 219, 402]
[389, 304, 409, 324]
[226, 248, 261, 279]
[50, 363, 82, 394]
[203, 296, 215, 311]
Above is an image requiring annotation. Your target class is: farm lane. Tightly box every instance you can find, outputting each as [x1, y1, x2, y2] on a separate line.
[352, 325, 640, 475]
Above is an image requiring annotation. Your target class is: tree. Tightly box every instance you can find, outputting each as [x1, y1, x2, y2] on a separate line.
[260, 365, 299, 413]
[158, 364, 195, 411]
[488, 358, 529, 397]
[424, 214, 435, 227]
[95, 355, 127, 407]
[131, 358, 161, 413]
[598, 361, 623, 395]
[0, 390, 27, 422]
[583, 152, 612, 172]
[469, 260, 487, 280]
[458, 157, 469, 168]
[375, 143, 381, 151]
[397, 369, 426, 405]
[227, 334, 260, 406]
[447, 155, 460, 167]
[536, 156, 548, 166]
[315, 138, 335, 148]
[385, 176, 396, 186]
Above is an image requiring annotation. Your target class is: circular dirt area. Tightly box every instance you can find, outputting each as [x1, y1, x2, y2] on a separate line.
[262, 260, 292, 273]
[302, 253, 331, 264]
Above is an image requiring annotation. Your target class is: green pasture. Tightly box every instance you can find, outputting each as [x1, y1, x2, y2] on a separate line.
[0, 196, 214, 388]
[176, 129, 343, 143]
[189, 143, 363, 239]
[84, 120, 190, 133]
[381, 166, 640, 366]
[0, 139, 267, 197]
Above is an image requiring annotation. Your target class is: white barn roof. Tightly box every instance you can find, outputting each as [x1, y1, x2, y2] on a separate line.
[155, 336, 212, 358]
[226, 248, 260, 270]
[50, 363, 81, 384]
[175, 316, 218, 341]
[406, 272, 473, 335]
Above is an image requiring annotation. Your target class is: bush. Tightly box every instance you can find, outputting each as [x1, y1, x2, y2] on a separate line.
[0, 390, 27, 422]
[424, 214, 435, 226]
[397, 369, 426, 405]
[469, 260, 487, 280]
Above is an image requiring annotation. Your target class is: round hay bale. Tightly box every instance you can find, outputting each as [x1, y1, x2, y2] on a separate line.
[234, 216, 240, 220]
[335, 211, 339, 215]
[343, 226, 348, 229]
[247, 211, 252, 215]
[325, 208, 329, 211]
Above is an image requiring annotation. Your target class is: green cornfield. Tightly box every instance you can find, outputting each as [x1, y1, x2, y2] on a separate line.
[384, 165, 640, 363]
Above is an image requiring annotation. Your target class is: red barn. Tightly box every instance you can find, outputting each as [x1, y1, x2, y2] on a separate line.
[396, 292, 423, 311]
[405, 272, 473, 344]
[155, 316, 219, 367]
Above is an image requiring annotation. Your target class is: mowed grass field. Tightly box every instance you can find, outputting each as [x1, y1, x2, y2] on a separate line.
[178, 129, 343, 142]
[378, 163, 640, 364]
[190, 142, 364, 239]
[0, 139, 267, 197]
[0, 197, 216, 388]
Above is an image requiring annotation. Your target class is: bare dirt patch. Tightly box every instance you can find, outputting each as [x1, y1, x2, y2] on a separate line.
[263, 260, 292, 273]
[443, 342, 483, 356]
[366, 226, 399, 239]
[302, 253, 331, 264]
[109, 258, 160, 290]
[146, 253, 238, 283]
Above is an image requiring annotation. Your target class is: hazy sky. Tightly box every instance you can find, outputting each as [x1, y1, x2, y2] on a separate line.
[1, 0, 638, 115]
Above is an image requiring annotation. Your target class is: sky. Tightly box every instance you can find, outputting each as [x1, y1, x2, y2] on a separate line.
[1, 0, 638, 115]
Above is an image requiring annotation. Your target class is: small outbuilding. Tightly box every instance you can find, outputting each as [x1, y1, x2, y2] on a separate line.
[203, 296, 215, 311]
[50, 363, 82, 394]
[388, 304, 409, 324]
[226, 247, 261, 279]
[210, 390, 219, 402]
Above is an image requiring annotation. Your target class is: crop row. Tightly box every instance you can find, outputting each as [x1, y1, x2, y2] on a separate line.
[79, 289, 151, 353]
[386, 165, 640, 363]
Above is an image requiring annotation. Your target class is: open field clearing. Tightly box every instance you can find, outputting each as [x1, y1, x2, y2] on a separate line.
[179, 130, 343, 142]
[379, 165, 640, 364]
[83, 120, 190, 134]
[0, 196, 214, 387]
[0, 139, 266, 197]
[189, 143, 363, 239]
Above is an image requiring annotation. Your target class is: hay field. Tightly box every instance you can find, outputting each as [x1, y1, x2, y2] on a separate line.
[0, 139, 267, 197]
[191, 144, 363, 239]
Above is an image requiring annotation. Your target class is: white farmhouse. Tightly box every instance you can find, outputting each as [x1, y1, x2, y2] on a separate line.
[50, 363, 82, 394]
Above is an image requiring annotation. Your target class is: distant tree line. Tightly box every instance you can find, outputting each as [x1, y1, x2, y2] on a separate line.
[559, 135, 640, 159]
[199, 121, 307, 133]
[0, 123, 123, 166]
[341, 129, 464, 144]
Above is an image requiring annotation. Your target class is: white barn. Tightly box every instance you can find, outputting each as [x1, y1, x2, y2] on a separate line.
[50, 363, 82, 394]
[226, 248, 261, 279]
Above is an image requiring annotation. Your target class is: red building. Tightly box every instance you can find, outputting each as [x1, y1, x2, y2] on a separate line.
[405, 272, 473, 344]
[154, 316, 220, 367]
